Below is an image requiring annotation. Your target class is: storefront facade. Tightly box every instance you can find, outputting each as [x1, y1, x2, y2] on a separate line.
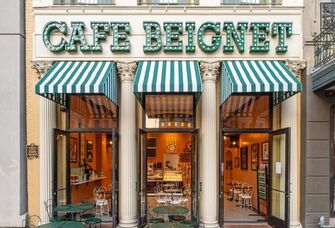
[27, 0, 305, 227]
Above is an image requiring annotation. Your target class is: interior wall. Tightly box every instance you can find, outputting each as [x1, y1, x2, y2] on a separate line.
[147, 133, 192, 185]
[223, 133, 268, 213]
[70, 133, 112, 203]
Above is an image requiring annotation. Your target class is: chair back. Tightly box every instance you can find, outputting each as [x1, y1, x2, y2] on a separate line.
[234, 183, 242, 191]
[93, 186, 106, 201]
[108, 183, 113, 193]
[182, 185, 191, 196]
[243, 185, 253, 196]
[43, 199, 54, 220]
[22, 215, 42, 228]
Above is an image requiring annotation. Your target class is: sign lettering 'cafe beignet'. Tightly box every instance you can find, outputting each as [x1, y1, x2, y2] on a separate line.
[42, 21, 292, 54]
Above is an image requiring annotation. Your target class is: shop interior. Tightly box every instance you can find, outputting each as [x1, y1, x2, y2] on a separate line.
[54, 95, 118, 223]
[145, 132, 193, 222]
[221, 95, 270, 222]
[67, 133, 114, 222]
[223, 133, 269, 222]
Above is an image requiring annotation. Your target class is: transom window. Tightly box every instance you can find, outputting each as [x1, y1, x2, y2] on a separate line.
[144, 94, 194, 129]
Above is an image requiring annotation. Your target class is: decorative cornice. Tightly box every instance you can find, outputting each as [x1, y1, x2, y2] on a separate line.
[200, 61, 220, 82]
[117, 61, 137, 82]
[285, 60, 306, 78]
[31, 61, 53, 79]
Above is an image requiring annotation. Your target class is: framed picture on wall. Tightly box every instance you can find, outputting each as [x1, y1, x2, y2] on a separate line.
[240, 146, 248, 170]
[166, 136, 177, 153]
[262, 142, 269, 161]
[70, 137, 78, 163]
[147, 138, 157, 157]
[234, 157, 240, 168]
[251, 143, 259, 163]
[86, 140, 93, 162]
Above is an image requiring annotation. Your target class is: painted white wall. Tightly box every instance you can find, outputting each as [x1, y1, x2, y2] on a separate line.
[32, 0, 303, 7]
[282, 0, 304, 7]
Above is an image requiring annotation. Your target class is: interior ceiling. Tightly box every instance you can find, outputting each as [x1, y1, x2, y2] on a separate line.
[145, 94, 194, 117]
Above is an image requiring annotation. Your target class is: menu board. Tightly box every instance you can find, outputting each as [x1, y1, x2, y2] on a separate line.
[257, 169, 267, 200]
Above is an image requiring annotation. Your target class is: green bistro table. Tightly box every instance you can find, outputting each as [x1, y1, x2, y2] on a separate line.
[38, 221, 84, 228]
[54, 203, 94, 220]
[153, 206, 189, 216]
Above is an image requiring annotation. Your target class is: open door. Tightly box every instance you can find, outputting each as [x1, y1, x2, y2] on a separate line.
[53, 129, 70, 205]
[191, 129, 199, 224]
[112, 129, 119, 227]
[219, 129, 224, 227]
[269, 128, 290, 228]
[138, 129, 148, 227]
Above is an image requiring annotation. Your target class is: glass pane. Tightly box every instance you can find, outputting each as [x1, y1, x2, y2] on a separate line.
[56, 133, 67, 205]
[145, 94, 194, 129]
[271, 191, 285, 220]
[112, 133, 119, 224]
[333, 108, 335, 213]
[221, 95, 270, 129]
[69, 95, 118, 130]
[271, 133, 286, 220]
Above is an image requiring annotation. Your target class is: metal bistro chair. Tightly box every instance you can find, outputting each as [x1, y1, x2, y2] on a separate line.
[155, 191, 168, 205]
[233, 183, 242, 203]
[240, 185, 254, 208]
[79, 199, 96, 222]
[44, 199, 68, 222]
[93, 186, 109, 216]
[227, 180, 234, 201]
[22, 215, 42, 228]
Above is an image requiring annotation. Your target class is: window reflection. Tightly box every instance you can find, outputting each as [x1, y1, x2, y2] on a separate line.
[221, 95, 270, 129]
[145, 94, 194, 129]
[69, 95, 118, 130]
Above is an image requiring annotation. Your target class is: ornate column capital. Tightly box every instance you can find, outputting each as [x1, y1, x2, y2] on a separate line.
[200, 61, 220, 82]
[285, 59, 306, 79]
[31, 61, 53, 79]
[117, 61, 137, 82]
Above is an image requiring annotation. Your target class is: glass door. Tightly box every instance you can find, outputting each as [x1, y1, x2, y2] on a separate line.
[138, 129, 148, 227]
[53, 129, 70, 205]
[112, 129, 119, 227]
[219, 129, 224, 227]
[191, 129, 199, 223]
[269, 128, 290, 228]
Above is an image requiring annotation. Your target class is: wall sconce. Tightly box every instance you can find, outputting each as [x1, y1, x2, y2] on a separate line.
[106, 135, 113, 149]
[228, 135, 239, 148]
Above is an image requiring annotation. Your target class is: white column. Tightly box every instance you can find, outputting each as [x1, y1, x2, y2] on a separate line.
[117, 62, 138, 228]
[32, 61, 55, 224]
[283, 60, 305, 228]
[199, 61, 220, 228]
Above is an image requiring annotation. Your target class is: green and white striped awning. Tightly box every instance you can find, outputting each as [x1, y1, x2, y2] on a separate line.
[134, 61, 202, 105]
[220, 60, 302, 106]
[35, 61, 118, 106]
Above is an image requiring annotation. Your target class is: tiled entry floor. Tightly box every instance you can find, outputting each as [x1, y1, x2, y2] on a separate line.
[223, 225, 271, 228]
[224, 194, 267, 223]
